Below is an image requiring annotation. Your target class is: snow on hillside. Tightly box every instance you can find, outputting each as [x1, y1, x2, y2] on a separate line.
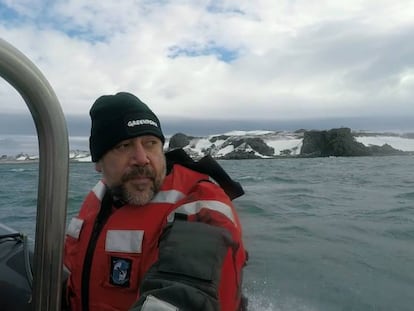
[355, 136, 414, 152]
[175, 130, 414, 159]
[2, 130, 414, 162]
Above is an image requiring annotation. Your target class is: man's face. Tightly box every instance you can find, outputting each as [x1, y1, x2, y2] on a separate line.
[96, 135, 166, 205]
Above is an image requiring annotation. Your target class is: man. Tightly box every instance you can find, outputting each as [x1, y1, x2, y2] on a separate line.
[64, 92, 248, 311]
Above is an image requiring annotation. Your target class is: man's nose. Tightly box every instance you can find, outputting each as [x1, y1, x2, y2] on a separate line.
[130, 142, 150, 166]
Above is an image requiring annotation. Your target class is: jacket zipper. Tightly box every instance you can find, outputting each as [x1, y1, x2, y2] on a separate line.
[81, 191, 113, 311]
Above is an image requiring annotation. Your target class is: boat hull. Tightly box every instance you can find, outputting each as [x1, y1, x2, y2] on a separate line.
[0, 223, 33, 311]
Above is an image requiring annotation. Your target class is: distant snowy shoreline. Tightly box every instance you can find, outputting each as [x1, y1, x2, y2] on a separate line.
[1, 129, 414, 162]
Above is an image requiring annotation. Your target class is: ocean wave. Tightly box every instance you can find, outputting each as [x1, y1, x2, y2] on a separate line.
[10, 168, 25, 172]
[383, 228, 414, 240]
[394, 192, 414, 200]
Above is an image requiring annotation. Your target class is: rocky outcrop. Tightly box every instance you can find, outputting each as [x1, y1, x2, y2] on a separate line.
[168, 133, 194, 149]
[167, 128, 408, 159]
[300, 128, 403, 157]
[167, 133, 276, 159]
[368, 143, 405, 156]
[220, 137, 275, 159]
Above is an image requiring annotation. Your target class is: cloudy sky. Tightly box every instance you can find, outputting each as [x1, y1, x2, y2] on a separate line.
[0, 0, 413, 134]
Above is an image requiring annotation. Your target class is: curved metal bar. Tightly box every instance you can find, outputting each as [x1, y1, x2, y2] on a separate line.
[0, 39, 69, 311]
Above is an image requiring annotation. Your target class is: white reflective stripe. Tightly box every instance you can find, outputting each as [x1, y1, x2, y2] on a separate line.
[173, 200, 236, 225]
[92, 180, 106, 200]
[105, 230, 144, 253]
[142, 295, 178, 311]
[151, 189, 186, 204]
[66, 217, 84, 239]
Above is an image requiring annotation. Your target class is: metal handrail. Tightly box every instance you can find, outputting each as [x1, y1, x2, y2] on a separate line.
[0, 38, 69, 311]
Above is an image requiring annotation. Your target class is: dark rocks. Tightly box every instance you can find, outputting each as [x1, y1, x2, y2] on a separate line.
[167, 133, 276, 159]
[210, 135, 230, 143]
[224, 137, 274, 157]
[168, 133, 193, 149]
[166, 128, 408, 160]
[300, 127, 403, 157]
[220, 151, 261, 159]
[368, 143, 405, 156]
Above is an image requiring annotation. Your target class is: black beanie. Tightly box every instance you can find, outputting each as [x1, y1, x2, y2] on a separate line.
[89, 92, 165, 162]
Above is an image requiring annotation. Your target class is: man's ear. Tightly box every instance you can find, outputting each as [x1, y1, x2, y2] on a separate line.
[95, 162, 102, 172]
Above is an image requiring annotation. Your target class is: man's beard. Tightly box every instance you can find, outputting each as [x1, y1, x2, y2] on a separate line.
[111, 165, 165, 206]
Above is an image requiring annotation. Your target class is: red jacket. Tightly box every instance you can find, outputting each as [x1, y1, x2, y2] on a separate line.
[64, 164, 247, 311]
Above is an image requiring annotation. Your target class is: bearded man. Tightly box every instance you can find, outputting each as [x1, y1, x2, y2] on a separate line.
[63, 92, 248, 311]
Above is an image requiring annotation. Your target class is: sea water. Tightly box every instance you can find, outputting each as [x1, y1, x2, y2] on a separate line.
[1, 156, 414, 311]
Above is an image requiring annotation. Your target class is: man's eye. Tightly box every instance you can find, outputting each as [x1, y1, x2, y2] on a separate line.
[145, 140, 158, 147]
[115, 142, 130, 150]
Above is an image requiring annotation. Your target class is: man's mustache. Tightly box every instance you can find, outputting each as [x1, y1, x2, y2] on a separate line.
[122, 166, 155, 182]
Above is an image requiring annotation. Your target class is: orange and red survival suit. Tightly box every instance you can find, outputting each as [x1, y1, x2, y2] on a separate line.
[64, 153, 248, 311]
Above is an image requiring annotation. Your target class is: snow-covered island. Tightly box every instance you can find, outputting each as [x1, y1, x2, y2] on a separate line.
[1, 128, 414, 162]
[168, 128, 414, 159]
[0, 149, 92, 163]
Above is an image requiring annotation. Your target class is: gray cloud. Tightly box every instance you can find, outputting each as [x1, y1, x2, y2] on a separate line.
[0, 0, 413, 131]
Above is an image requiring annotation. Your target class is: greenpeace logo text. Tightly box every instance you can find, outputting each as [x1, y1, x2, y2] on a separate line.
[127, 119, 158, 127]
